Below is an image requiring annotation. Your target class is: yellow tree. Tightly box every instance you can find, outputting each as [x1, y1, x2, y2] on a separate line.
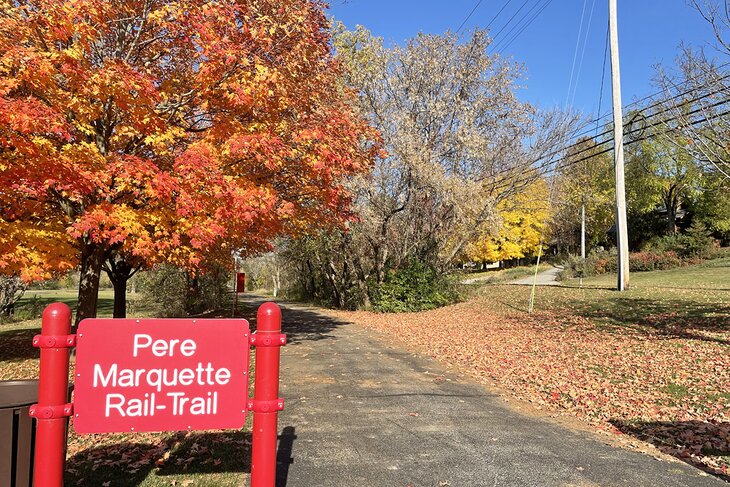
[464, 179, 551, 264]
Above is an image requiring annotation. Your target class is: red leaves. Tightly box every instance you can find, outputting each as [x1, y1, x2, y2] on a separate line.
[0, 0, 379, 279]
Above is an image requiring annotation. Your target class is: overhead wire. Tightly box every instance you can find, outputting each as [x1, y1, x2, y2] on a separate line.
[491, 99, 730, 192]
[488, 0, 548, 53]
[569, 0, 598, 107]
[489, 0, 532, 43]
[519, 75, 730, 175]
[456, 0, 485, 34]
[494, 0, 554, 54]
[595, 23, 609, 136]
[456, 0, 515, 35]
[485, 0, 515, 30]
[480, 85, 730, 194]
[565, 0, 590, 109]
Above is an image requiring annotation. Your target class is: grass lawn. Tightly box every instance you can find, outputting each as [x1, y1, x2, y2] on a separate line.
[562, 257, 730, 290]
[459, 262, 553, 284]
[333, 257, 730, 480]
[1, 289, 252, 486]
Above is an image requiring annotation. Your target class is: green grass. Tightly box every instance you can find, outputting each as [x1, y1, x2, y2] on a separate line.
[562, 257, 730, 290]
[477, 266, 730, 339]
[19, 289, 115, 316]
[662, 382, 690, 400]
[460, 263, 553, 284]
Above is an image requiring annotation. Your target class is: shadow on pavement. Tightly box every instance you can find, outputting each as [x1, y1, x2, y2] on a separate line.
[240, 296, 353, 346]
[276, 426, 296, 486]
[610, 419, 730, 482]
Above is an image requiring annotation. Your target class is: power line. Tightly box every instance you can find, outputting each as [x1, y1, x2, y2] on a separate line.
[489, 0, 532, 44]
[595, 23, 609, 136]
[490, 103, 730, 192]
[546, 72, 730, 166]
[486, 0, 515, 30]
[456, 0, 485, 34]
[483, 87, 730, 192]
[565, 0, 590, 109]
[569, 0, 598, 108]
[494, 0, 554, 54]
[488, 0, 547, 53]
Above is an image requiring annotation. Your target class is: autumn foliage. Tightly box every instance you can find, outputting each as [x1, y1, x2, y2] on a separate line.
[463, 178, 551, 264]
[0, 0, 377, 320]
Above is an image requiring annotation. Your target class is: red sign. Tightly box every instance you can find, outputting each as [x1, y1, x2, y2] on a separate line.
[73, 318, 250, 434]
[236, 272, 246, 293]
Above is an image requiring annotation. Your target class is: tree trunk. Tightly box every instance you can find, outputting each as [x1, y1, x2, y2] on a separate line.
[104, 256, 138, 319]
[76, 241, 107, 326]
[112, 278, 128, 318]
[664, 188, 679, 236]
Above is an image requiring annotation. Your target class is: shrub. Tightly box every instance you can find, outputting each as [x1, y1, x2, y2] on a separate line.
[643, 223, 715, 259]
[629, 251, 682, 272]
[682, 221, 715, 258]
[138, 265, 230, 317]
[0, 276, 27, 317]
[371, 259, 460, 313]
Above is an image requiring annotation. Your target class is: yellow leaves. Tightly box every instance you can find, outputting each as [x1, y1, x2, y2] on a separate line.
[0, 218, 76, 282]
[465, 179, 551, 263]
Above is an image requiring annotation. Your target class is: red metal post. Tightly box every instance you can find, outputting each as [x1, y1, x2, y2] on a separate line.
[33, 303, 72, 487]
[250, 302, 284, 487]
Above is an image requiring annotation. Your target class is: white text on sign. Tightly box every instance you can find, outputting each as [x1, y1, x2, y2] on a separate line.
[93, 335, 232, 417]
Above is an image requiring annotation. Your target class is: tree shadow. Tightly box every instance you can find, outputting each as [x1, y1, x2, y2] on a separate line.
[239, 296, 353, 346]
[566, 296, 730, 345]
[65, 440, 167, 486]
[610, 419, 730, 482]
[0, 327, 40, 362]
[66, 430, 252, 486]
[156, 430, 251, 476]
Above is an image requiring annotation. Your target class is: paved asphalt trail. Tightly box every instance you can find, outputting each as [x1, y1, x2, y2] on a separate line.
[244, 297, 723, 487]
[508, 266, 564, 286]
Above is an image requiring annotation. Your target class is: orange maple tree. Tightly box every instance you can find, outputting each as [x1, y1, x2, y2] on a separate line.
[0, 0, 377, 322]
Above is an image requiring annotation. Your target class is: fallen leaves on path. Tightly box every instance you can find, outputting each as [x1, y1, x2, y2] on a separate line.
[330, 289, 730, 479]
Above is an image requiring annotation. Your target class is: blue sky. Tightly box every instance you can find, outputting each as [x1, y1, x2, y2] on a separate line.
[328, 1, 720, 118]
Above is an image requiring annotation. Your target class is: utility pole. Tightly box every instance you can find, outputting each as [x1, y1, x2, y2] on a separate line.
[608, 0, 630, 291]
[581, 200, 586, 261]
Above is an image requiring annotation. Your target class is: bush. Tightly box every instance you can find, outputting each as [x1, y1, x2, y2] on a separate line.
[629, 251, 682, 272]
[561, 224, 720, 278]
[371, 259, 460, 313]
[138, 265, 230, 317]
[0, 276, 27, 317]
[643, 223, 715, 259]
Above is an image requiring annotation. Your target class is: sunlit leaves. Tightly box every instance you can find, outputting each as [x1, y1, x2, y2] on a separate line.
[0, 0, 378, 283]
[464, 178, 551, 263]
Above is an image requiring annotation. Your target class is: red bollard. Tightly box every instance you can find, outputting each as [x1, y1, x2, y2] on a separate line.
[31, 303, 74, 487]
[249, 302, 285, 487]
